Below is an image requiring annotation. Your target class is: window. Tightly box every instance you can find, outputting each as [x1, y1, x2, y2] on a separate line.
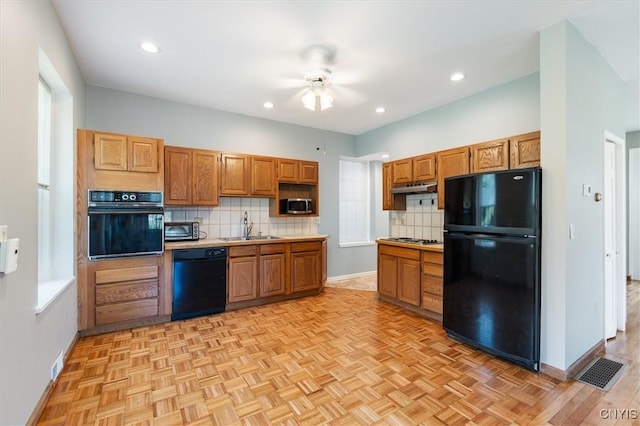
[339, 158, 372, 246]
[36, 48, 75, 313]
[38, 78, 53, 279]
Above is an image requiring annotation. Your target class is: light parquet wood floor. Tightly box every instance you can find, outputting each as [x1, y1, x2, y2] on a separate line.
[38, 281, 639, 425]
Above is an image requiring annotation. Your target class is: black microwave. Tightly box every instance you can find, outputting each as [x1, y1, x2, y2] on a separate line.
[280, 198, 313, 214]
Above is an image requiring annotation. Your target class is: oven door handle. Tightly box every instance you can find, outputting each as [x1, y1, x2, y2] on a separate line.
[88, 207, 164, 215]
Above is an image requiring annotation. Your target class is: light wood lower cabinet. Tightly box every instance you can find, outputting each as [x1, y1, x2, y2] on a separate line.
[259, 244, 286, 297]
[228, 245, 259, 303]
[377, 244, 421, 307]
[291, 241, 322, 292]
[421, 251, 443, 315]
[378, 243, 443, 317]
[93, 261, 161, 326]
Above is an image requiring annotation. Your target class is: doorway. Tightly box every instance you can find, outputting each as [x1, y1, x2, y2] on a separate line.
[603, 131, 626, 340]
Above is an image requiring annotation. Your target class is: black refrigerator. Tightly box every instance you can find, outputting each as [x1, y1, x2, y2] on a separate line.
[443, 167, 541, 371]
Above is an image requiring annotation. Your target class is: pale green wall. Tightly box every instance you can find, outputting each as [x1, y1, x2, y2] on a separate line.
[0, 1, 86, 424]
[540, 21, 626, 370]
[86, 86, 370, 278]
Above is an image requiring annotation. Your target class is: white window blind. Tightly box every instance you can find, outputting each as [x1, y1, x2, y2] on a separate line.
[339, 158, 371, 245]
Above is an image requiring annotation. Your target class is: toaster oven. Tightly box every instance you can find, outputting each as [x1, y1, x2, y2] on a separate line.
[165, 222, 200, 241]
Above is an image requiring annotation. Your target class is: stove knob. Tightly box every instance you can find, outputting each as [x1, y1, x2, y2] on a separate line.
[129, 193, 137, 201]
[122, 194, 129, 201]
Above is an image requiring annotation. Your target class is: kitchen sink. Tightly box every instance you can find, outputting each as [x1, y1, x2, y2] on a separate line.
[221, 235, 281, 241]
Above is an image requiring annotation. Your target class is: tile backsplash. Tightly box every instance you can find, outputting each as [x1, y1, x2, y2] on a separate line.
[165, 197, 319, 239]
[389, 193, 444, 241]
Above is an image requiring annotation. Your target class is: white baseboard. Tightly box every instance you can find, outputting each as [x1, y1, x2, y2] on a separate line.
[327, 270, 376, 282]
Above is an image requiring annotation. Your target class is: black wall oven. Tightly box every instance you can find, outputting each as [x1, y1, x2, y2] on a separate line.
[88, 190, 164, 260]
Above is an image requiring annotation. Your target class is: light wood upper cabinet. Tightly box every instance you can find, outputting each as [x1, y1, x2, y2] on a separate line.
[221, 153, 251, 196]
[392, 159, 413, 184]
[470, 137, 510, 173]
[382, 162, 406, 211]
[94, 133, 159, 173]
[277, 159, 318, 184]
[413, 153, 436, 182]
[510, 131, 541, 169]
[277, 158, 299, 182]
[164, 147, 192, 205]
[436, 146, 470, 209]
[300, 161, 319, 184]
[251, 156, 277, 196]
[192, 149, 220, 205]
[164, 146, 219, 206]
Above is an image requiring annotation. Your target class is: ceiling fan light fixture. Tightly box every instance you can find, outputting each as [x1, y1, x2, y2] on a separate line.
[301, 75, 333, 111]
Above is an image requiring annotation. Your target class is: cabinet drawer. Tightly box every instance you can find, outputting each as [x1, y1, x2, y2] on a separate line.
[95, 265, 158, 284]
[423, 263, 443, 277]
[422, 274, 443, 296]
[95, 299, 158, 325]
[422, 293, 443, 314]
[291, 241, 322, 253]
[95, 279, 158, 305]
[260, 243, 285, 255]
[421, 251, 443, 264]
[229, 245, 257, 257]
[378, 244, 420, 260]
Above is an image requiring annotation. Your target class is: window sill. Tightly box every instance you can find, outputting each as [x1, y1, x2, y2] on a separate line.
[338, 241, 376, 248]
[36, 277, 75, 314]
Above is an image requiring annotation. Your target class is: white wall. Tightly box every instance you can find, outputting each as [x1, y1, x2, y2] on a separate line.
[0, 1, 86, 424]
[85, 87, 376, 277]
[540, 21, 626, 370]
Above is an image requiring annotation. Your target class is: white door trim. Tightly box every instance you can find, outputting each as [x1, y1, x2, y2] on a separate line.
[603, 130, 626, 333]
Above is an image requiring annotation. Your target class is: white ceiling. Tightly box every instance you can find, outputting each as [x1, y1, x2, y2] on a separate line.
[52, 0, 639, 135]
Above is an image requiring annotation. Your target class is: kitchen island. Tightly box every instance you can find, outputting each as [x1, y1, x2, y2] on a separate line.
[377, 238, 444, 321]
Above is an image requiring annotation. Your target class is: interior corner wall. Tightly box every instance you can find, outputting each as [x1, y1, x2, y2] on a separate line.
[627, 131, 640, 277]
[85, 86, 368, 278]
[540, 21, 626, 371]
[0, 1, 86, 424]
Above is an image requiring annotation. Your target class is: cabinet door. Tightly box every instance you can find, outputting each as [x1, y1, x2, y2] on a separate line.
[220, 153, 250, 195]
[470, 138, 509, 173]
[228, 256, 258, 302]
[377, 253, 398, 298]
[300, 161, 318, 184]
[164, 146, 192, 205]
[291, 250, 321, 292]
[277, 159, 299, 182]
[94, 133, 128, 171]
[397, 258, 421, 306]
[251, 156, 277, 196]
[392, 159, 413, 184]
[510, 131, 541, 169]
[382, 162, 406, 211]
[436, 146, 470, 209]
[128, 137, 159, 172]
[193, 149, 219, 205]
[413, 153, 436, 181]
[260, 253, 286, 296]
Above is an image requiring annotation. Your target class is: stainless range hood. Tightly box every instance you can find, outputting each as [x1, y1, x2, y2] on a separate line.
[390, 181, 437, 194]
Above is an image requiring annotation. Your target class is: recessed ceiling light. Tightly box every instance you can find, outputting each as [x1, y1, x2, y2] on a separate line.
[450, 72, 465, 82]
[375, 107, 386, 113]
[263, 101, 274, 109]
[140, 42, 160, 54]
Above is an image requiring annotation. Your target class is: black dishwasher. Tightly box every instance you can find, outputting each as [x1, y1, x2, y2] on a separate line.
[172, 247, 227, 321]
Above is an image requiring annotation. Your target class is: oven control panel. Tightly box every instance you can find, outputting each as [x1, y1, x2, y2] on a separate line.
[89, 190, 163, 204]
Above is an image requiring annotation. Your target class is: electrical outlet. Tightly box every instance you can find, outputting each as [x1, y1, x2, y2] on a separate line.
[194, 217, 203, 223]
[315, 217, 320, 224]
[0, 225, 7, 241]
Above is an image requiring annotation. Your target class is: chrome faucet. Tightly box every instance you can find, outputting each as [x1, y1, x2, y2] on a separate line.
[243, 211, 253, 239]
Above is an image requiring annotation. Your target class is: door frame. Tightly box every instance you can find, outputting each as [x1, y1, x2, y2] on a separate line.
[603, 131, 626, 333]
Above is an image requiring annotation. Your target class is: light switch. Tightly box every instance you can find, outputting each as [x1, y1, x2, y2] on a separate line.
[0, 238, 19, 274]
[582, 184, 592, 197]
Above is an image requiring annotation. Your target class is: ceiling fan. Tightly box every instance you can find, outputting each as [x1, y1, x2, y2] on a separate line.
[275, 44, 365, 112]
